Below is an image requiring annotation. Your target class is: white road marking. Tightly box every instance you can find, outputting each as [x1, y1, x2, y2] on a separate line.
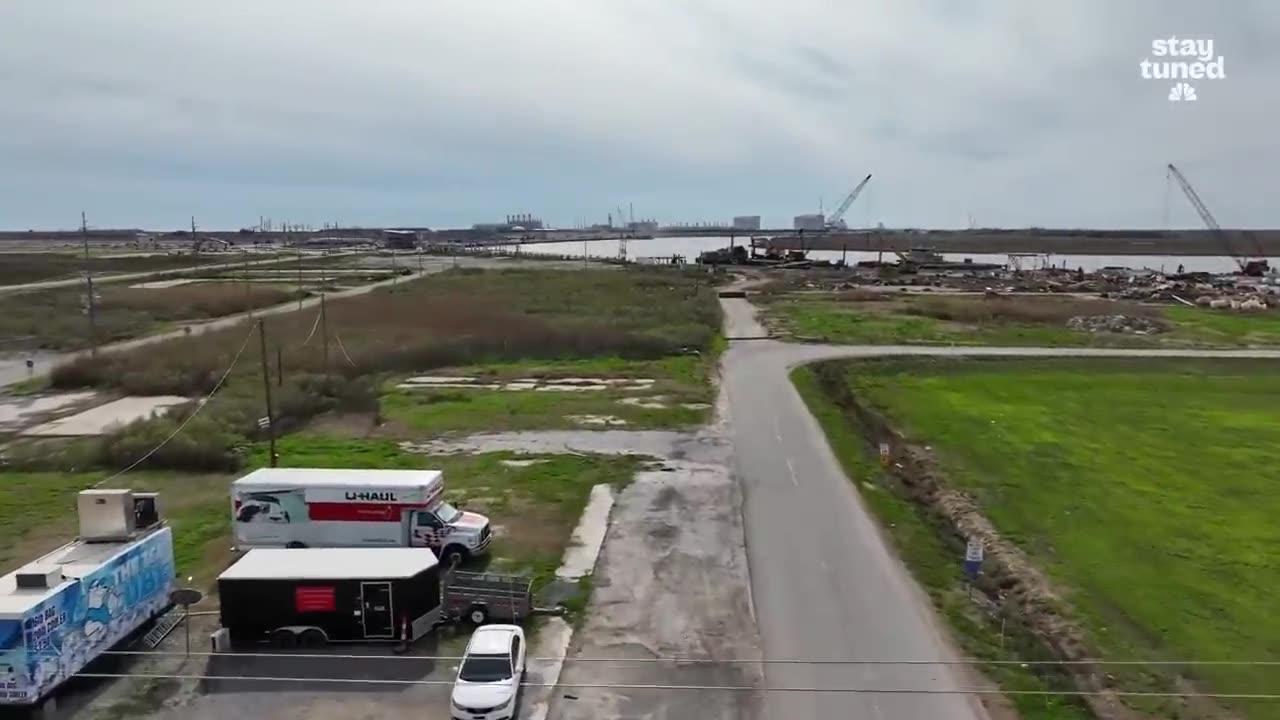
[785, 458, 798, 487]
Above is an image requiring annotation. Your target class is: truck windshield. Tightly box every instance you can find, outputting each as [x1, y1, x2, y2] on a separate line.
[459, 653, 512, 682]
[435, 501, 462, 524]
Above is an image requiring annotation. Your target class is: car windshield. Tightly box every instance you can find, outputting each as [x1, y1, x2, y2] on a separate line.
[458, 653, 511, 682]
[435, 501, 462, 524]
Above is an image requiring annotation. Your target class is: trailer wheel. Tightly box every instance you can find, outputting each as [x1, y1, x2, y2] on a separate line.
[285, 541, 308, 549]
[441, 545, 469, 568]
[466, 603, 489, 626]
[271, 629, 299, 649]
[298, 629, 327, 648]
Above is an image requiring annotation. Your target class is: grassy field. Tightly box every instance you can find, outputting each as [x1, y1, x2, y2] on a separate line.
[801, 358, 1280, 718]
[379, 354, 716, 435]
[0, 435, 641, 597]
[0, 252, 226, 286]
[32, 267, 719, 473]
[761, 292, 1280, 347]
[0, 283, 302, 351]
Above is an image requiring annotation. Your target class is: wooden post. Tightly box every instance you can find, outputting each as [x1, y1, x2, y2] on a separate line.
[258, 320, 277, 467]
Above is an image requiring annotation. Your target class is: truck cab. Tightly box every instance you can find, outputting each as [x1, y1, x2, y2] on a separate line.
[410, 502, 491, 566]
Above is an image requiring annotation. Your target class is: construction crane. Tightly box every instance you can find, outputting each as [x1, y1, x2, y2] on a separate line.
[1166, 163, 1269, 276]
[825, 174, 873, 230]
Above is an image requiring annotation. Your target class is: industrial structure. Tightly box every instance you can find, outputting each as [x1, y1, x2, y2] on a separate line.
[793, 214, 825, 231]
[1166, 164, 1270, 276]
[733, 215, 762, 231]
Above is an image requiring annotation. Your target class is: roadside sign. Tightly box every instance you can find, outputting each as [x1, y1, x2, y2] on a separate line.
[964, 539, 984, 580]
[257, 416, 272, 429]
[878, 442, 890, 467]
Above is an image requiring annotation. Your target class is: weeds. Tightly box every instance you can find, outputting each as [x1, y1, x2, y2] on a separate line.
[905, 295, 1160, 325]
[40, 268, 719, 472]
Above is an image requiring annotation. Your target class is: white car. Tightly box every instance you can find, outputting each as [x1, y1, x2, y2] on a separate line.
[450, 625, 526, 720]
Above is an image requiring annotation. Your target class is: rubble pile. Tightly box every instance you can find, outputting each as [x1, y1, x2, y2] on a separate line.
[1193, 293, 1273, 311]
[1067, 315, 1165, 335]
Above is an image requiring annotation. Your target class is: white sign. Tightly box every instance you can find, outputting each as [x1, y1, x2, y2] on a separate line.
[1139, 36, 1226, 103]
[965, 540, 984, 563]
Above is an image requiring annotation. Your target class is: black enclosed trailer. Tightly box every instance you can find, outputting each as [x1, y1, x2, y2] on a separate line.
[218, 547, 441, 646]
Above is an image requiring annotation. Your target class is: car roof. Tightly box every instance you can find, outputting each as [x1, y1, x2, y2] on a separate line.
[466, 625, 520, 655]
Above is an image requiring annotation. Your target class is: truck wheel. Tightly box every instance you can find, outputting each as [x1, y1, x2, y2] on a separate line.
[467, 604, 489, 626]
[271, 629, 298, 649]
[299, 629, 327, 648]
[285, 541, 307, 549]
[441, 545, 469, 568]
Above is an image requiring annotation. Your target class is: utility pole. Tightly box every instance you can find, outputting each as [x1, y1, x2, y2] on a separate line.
[191, 216, 198, 254]
[319, 294, 331, 383]
[243, 247, 252, 316]
[297, 248, 304, 310]
[81, 212, 98, 358]
[258, 319, 278, 467]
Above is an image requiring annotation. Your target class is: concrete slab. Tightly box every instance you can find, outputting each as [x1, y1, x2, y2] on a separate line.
[24, 396, 189, 436]
[557, 484, 615, 580]
[0, 391, 98, 433]
[566, 414, 628, 426]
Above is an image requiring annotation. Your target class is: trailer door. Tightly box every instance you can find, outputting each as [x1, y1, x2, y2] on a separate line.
[359, 582, 395, 638]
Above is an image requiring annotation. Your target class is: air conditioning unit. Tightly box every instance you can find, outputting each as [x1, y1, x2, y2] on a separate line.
[78, 489, 136, 542]
[16, 566, 64, 589]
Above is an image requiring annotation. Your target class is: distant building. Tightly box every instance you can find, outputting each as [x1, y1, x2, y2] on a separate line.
[627, 220, 659, 236]
[733, 215, 761, 231]
[383, 229, 418, 249]
[793, 214, 825, 231]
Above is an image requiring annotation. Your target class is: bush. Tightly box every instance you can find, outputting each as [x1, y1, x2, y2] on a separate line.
[95, 413, 246, 473]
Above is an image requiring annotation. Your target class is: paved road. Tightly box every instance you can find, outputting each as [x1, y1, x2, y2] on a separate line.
[719, 295, 1280, 718]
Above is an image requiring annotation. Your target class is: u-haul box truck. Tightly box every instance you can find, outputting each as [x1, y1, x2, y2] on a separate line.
[231, 468, 492, 566]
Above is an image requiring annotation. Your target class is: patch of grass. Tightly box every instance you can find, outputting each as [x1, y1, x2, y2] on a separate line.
[821, 358, 1280, 717]
[379, 353, 715, 435]
[764, 292, 1280, 348]
[0, 283, 301, 351]
[42, 268, 719, 472]
[1, 436, 640, 597]
[791, 367, 1090, 720]
[0, 252, 224, 286]
[1166, 305, 1280, 345]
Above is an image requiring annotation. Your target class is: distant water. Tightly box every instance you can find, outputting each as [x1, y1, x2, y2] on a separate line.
[502, 236, 1244, 274]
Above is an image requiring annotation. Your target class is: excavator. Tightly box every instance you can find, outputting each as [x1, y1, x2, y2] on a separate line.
[1167, 163, 1270, 277]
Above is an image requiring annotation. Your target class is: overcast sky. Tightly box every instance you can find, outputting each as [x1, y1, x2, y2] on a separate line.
[1, 0, 1276, 230]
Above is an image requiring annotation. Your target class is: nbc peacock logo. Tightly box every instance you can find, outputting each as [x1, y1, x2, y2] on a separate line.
[1140, 36, 1225, 103]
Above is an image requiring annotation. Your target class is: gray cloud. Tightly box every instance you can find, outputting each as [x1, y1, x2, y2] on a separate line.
[0, 0, 1275, 229]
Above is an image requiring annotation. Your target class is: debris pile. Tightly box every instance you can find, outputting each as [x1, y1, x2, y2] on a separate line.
[1066, 315, 1165, 335]
[1193, 293, 1272, 311]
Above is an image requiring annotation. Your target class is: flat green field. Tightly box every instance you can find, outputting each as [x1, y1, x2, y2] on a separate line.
[762, 292, 1280, 347]
[804, 358, 1280, 717]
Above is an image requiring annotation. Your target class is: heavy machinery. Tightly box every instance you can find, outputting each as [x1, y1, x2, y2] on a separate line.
[1167, 163, 1269, 276]
[824, 174, 873, 230]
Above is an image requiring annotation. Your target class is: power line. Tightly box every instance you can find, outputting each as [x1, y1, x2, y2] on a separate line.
[96, 649, 1280, 667]
[333, 332, 357, 368]
[68, 672, 1280, 699]
[93, 323, 255, 487]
